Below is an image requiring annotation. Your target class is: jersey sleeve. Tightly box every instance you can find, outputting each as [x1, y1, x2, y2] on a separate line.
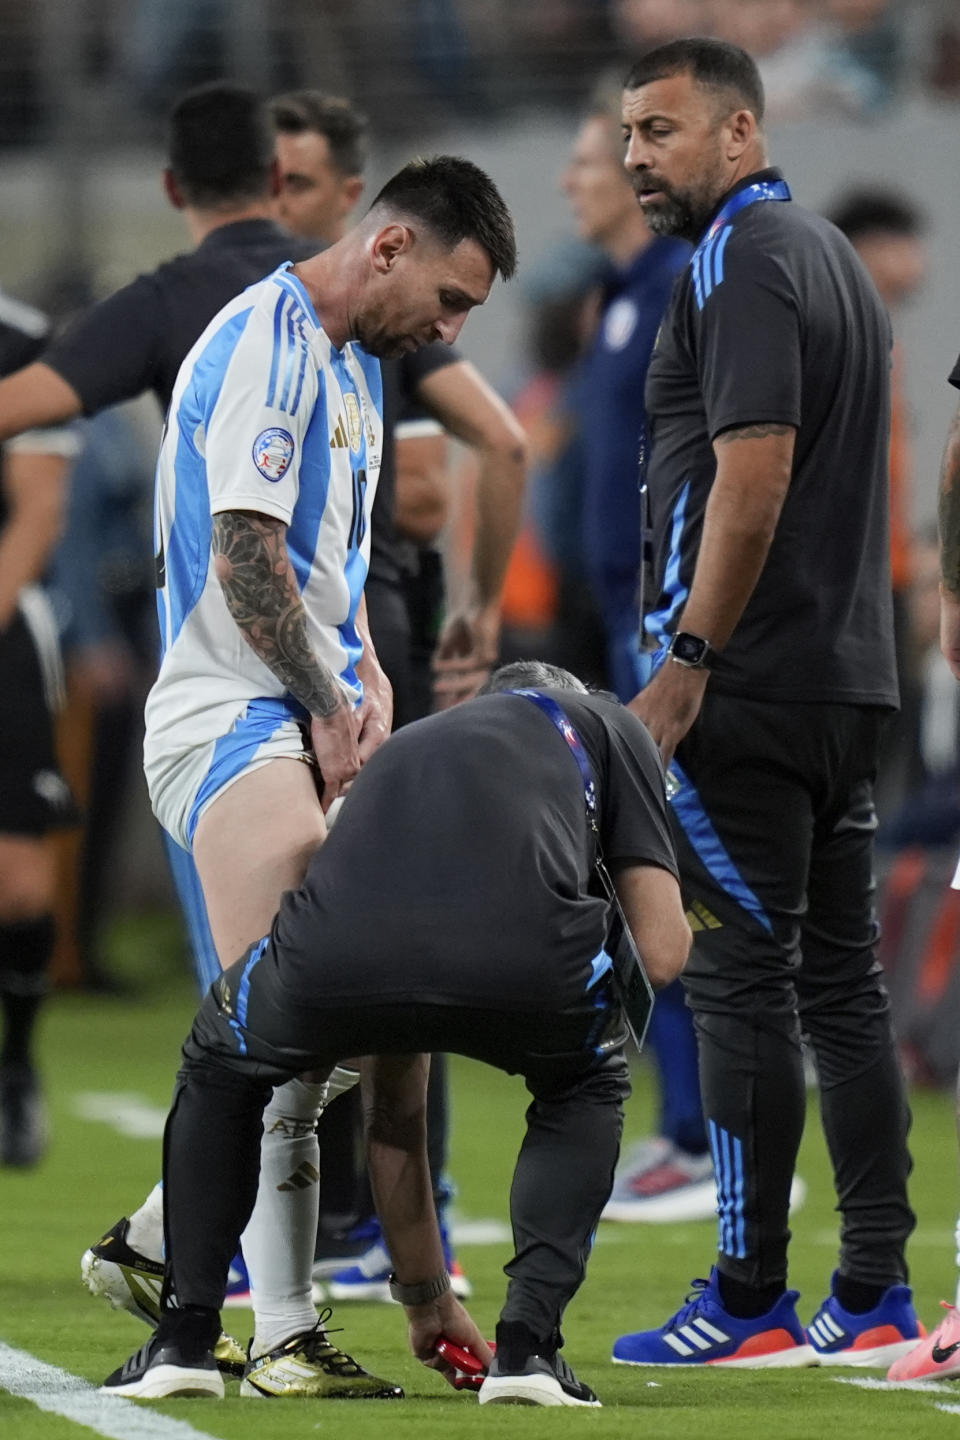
[691, 235, 802, 440]
[204, 286, 321, 526]
[596, 703, 679, 878]
[42, 276, 165, 413]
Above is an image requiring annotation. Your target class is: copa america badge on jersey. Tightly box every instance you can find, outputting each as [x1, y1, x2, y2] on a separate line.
[253, 427, 295, 482]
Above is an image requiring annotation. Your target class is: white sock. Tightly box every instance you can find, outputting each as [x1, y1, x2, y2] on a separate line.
[326, 1064, 360, 1104]
[954, 1212, 960, 1308]
[244, 1077, 329, 1356]
[125, 1182, 165, 1262]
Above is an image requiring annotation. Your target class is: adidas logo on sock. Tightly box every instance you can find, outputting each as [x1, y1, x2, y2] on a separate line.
[278, 1161, 320, 1193]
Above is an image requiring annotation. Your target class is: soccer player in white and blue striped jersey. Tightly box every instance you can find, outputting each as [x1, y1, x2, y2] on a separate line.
[140, 155, 516, 1386]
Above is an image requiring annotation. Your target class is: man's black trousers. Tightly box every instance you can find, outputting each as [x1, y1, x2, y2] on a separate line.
[671, 693, 914, 1290]
[163, 962, 630, 1341]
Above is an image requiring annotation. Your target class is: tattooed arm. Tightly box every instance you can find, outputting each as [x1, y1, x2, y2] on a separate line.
[212, 509, 360, 809]
[939, 398, 960, 680]
[629, 422, 796, 764]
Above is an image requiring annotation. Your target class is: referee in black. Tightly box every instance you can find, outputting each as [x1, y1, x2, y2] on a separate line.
[98, 661, 690, 1406]
[612, 39, 919, 1369]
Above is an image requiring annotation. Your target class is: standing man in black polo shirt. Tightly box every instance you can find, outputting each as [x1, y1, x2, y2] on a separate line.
[611, 39, 920, 1369]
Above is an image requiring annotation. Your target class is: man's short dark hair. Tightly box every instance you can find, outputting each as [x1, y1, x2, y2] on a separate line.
[269, 91, 369, 178]
[370, 156, 517, 281]
[624, 37, 765, 126]
[478, 661, 588, 695]
[827, 189, 924, 243]
[168, 83, 275, 208]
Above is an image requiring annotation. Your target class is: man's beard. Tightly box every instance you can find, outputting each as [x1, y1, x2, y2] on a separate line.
[634, 162, 727, 242]
[642, 190, 697, 240]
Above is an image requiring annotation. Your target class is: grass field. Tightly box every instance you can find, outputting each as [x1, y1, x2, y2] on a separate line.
[2, 912, 960, 1438]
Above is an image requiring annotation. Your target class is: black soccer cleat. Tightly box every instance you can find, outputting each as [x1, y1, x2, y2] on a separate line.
[478, 1320, 601, 1407]
[100, 1333, 224, 1398]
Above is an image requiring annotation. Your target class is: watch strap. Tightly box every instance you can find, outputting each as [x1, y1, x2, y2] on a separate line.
[388, 1271, 452, 1306]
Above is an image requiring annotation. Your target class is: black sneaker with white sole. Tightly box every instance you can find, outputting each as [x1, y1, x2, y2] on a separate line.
[100, 1332, 224, 1399]
[478, 1321, 601, 1407]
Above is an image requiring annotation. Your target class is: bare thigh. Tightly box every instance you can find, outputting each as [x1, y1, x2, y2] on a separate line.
[0, 834, 56, 922]
[192, 758, 326, 968]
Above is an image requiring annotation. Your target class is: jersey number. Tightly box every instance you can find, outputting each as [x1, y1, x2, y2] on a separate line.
[348, 468, 367, 551]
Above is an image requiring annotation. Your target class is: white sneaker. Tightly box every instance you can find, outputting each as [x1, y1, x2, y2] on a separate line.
[602, 1138, 716, 1222]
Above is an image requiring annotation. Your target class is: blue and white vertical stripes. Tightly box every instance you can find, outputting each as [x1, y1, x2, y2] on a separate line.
[710, 1119, 747, 1259]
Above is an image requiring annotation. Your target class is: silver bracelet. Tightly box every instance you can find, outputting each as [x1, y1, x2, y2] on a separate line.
[387, 1271, 451, 1306]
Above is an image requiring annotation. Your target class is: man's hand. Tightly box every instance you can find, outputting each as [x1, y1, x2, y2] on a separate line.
[432, 604, 499, 710]
[405, 1290, 493, 1388]
[629, 659, 709, 767]
[356, 655, 393, 764]
[310, 699, 361, 812]
[941, 585, 960, 682]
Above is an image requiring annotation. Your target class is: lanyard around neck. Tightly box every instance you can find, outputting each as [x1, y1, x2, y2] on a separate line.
[697, 177, 792, 253]
[510, 689, 598, 835]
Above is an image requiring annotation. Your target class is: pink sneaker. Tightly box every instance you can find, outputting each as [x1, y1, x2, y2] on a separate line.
[887, 1301, 960, 1381]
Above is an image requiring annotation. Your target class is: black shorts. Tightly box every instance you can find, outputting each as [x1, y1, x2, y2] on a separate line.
[0, 606, 76, 836]
[188, 940, 628, 1098]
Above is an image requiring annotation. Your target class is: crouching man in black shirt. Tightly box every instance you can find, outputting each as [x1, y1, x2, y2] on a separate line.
[101, 661, 689, 1407]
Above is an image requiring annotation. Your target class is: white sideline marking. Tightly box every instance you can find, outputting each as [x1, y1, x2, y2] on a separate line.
[73, 1093, 167, 1139]
[834, 1376, 958, 1395]
[448, 1218, 512, 1245]
[937, 1404, 960, 1415]
[0, 1341, 219, 1440]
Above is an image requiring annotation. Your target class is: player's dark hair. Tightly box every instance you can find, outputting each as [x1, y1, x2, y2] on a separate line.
[369, 156, 517, 281]
[168, 82, 275, 208]
[269, 90, 369, 178]
[624, 37, 765, 125]
[479, 661, 588, 696]
[827, 189, 924, 242]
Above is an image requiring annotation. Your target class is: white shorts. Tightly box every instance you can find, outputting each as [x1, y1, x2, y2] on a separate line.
[146, 699, 314, 852]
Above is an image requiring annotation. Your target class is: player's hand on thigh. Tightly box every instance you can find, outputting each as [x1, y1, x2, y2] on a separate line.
[407, 1292, 493, 1387]
[310, 701, 362, 812]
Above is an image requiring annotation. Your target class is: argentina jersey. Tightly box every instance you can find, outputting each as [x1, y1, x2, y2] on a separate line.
[144, 262, 383, 849]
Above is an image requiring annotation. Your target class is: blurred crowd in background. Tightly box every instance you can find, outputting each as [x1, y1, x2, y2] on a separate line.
[2, 0, 960, 146]
[2, 0, 960, 1083]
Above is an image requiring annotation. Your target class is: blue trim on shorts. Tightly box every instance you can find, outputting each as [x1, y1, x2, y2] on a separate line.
[186, 697, 305, 846]
[163, 830, 221, 991]
[668, 761, 772, 934]
[237, 935, 269, 1028]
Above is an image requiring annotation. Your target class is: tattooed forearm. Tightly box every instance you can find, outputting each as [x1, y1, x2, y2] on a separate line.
[212, 510, 344, 717]
[939, 401, 960, 596]
[714, 423, 796, 444]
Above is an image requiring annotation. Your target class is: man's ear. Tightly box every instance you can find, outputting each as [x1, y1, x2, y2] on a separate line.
[724, 107, 757, 162]
[341, 175, 365, 218]
[163, 168, 186, 211]
[267, 155, 282, 200]
[369, 222, 413, 274]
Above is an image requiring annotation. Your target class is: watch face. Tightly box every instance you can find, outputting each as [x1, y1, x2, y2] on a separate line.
[672, 633, 708, 665]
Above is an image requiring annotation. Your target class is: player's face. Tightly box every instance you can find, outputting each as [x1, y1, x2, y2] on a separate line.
[562, 116, 637, 248]
[274, 131, 361, 245]
[357, 235, 495, 359]
[622, 72, 734, 240]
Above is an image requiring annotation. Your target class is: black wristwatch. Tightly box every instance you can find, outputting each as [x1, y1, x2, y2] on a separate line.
[667, 631, 715, 670]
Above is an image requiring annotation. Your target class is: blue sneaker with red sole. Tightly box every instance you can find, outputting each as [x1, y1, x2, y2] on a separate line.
[612, 1269, 817, 1368]
[806, 1273, 925, 1368]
